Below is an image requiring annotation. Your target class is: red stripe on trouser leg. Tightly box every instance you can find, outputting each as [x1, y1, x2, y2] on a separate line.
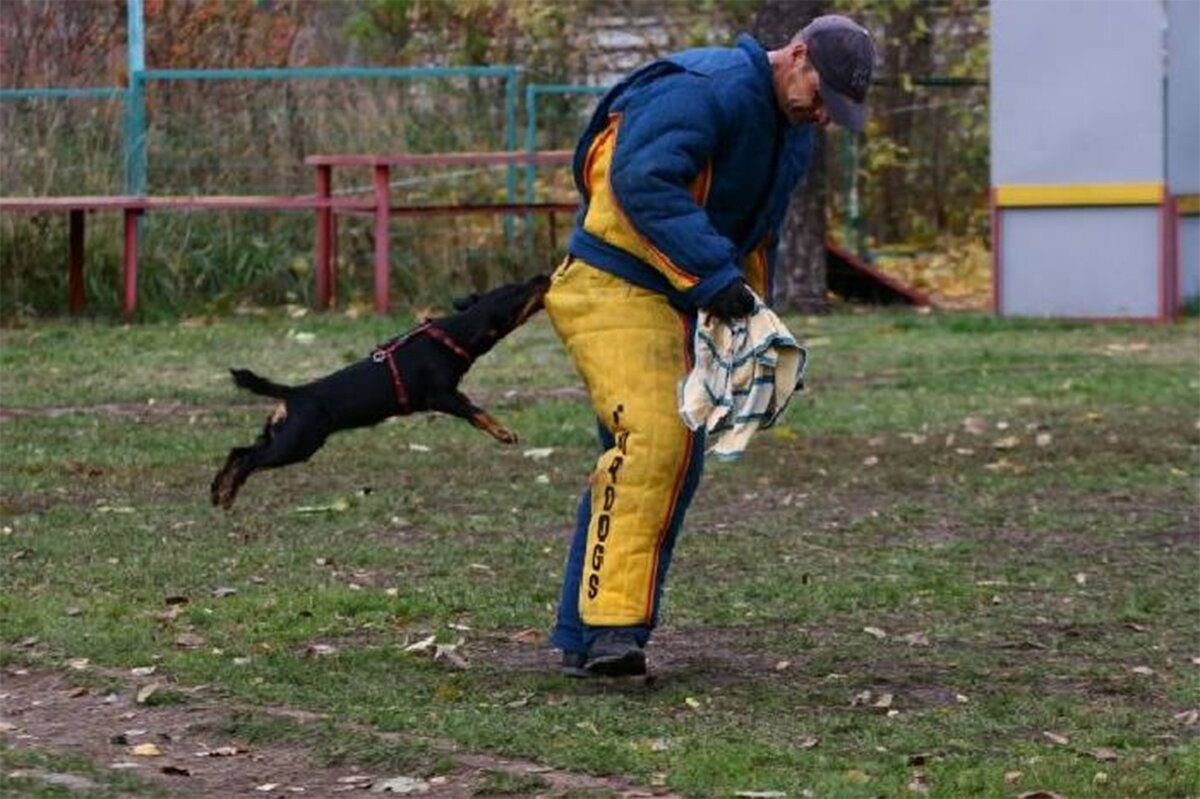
[544, 258, 696, 627]
[643, 310, 696, 619]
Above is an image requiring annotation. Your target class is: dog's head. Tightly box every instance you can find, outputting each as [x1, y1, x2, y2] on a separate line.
[444, 274, 551, 356]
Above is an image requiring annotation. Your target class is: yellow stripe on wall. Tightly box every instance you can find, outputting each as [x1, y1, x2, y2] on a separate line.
[1177, 194, 1200, 215]
[995, 182, 1164, 207]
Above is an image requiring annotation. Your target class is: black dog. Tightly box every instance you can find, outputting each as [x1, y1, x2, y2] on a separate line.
[211, 274, 550, 509]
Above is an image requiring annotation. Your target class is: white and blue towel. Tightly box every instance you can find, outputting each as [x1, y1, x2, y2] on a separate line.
[678, 296, 807, 461]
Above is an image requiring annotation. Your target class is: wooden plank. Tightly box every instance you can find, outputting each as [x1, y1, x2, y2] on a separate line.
[0, 196, 374, 212]
[304, 150, 574, 168]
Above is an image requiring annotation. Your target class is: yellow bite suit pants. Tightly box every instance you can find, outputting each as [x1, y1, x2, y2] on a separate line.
[544, 258, 706, 654]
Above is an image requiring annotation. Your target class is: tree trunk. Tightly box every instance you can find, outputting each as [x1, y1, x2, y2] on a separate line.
[752, 0, 828, 313]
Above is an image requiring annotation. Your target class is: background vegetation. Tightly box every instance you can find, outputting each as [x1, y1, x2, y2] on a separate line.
[1, 0, 988, 317]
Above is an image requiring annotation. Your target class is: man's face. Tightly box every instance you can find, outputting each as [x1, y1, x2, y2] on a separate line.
[778, 43, 829, 127]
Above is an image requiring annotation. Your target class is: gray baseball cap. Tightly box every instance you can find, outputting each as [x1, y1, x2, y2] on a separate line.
[801, 15, 877, 132]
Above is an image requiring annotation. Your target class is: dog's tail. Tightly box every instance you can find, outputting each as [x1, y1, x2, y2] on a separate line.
[230, 368, 296, 399]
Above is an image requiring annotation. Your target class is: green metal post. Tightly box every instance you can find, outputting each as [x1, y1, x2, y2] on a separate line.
[503, 69, 519, 242]
[124, 0, 146, 195]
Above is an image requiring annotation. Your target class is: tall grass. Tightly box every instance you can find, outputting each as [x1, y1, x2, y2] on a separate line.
[0, 76, 575, 320]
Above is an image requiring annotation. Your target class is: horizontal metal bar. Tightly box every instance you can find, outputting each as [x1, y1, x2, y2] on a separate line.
[0, 87, 125, 100]
[140, 66, 519, 82]
[528, 83, 611, 96]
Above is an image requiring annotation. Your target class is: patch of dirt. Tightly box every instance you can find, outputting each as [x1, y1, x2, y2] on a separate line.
[1, 667, 678, 798]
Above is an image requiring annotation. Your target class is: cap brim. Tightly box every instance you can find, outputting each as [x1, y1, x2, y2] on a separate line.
[823, 86, 867, 132]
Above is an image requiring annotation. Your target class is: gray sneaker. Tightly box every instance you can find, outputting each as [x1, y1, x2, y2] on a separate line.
[560, 651, 591, 678]
[584, 631, 646, 677]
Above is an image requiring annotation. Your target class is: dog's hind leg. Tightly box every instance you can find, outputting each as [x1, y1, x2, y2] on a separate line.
[211, 405, 330, 509]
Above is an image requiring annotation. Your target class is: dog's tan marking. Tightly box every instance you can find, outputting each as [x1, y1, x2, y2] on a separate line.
[269, 403, 288, 425]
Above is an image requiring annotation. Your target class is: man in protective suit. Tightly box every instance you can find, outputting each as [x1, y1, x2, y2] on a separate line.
[546, 15, 877, 677]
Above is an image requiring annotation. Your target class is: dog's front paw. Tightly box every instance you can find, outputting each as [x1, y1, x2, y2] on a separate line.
[494, 427, 519, 445]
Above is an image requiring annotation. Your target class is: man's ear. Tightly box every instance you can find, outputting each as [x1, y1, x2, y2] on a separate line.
[790, 40, 808, 65]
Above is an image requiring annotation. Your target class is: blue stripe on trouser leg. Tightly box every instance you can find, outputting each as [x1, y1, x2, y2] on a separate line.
[545, 258, 704, 653]
[550, 424, 615, 655]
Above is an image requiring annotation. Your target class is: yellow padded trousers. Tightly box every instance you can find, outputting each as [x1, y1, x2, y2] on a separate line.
[545, 258, 704, 641]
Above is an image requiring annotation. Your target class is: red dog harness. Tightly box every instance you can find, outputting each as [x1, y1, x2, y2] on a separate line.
[371, 322, 472, 414]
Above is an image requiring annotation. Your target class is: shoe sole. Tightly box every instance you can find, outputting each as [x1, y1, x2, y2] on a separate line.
[561, 664, 592, 678]
[585, 650, 647, 677]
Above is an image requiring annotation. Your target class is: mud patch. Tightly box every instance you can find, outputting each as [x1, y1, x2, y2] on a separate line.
[1, 667, 678, 798]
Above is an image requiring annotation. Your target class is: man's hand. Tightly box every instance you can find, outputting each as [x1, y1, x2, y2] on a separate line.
[703, 279, 756, 321]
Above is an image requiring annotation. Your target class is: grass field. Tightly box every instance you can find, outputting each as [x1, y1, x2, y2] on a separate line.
[1, 307, 1197, 798]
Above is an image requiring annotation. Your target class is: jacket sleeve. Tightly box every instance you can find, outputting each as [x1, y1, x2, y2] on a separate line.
[607, 76, 743, 308]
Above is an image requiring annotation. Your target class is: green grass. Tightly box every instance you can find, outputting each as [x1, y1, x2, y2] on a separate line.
[2, 309, 1198, 798]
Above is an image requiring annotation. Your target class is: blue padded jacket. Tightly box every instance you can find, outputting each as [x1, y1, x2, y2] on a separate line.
[567, 34, 816, 311]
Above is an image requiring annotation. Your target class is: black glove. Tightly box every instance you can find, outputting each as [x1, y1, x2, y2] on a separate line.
[703, 279, 756, 321]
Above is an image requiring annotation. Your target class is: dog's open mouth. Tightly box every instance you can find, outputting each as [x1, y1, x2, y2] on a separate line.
[513, 281, 550, 327]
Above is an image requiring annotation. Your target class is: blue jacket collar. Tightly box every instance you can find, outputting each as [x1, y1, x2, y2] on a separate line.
[736, 33, 788, 126]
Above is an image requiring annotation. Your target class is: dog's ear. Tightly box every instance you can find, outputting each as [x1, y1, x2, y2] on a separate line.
[452, 292, 481, 312]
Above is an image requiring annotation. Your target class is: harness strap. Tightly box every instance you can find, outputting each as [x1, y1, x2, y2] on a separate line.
[424, 325, 473, 362]
[371, 322, 473, 413]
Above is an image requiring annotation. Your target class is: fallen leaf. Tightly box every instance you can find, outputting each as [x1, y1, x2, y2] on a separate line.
[851, 690, 873, 706]
[1074, 572, 1088, 585]
[863, 626, 888, 640]
[908, 770, 930, 794]
[992, 436, 1021, 450]
[862, 455, 879, 466]
[135, 684, 161, 704]
[522, 447, 555, 460]
[904, 631, 931, 647]
[1004, 770, 1023, 785]
[845, 769, 871, 784]
[1172, 709, 1199, 725]
[1103, 341, 1150, 354]
[404, 635, 437, 653]
[434, 645, 469, 670]
[66, 686, 89, 698]
[1129, 666, 1155, 676]
[798, 736, 819, 749]
[305, 643, 338, 657]
[195, 746, 244, 757]
[67, 658, 90, 671]
[407, 443, 431, 453]
[685, 696, 703, 709]
[874, 693, 895, 709]
[1089, 747, 1119, 762]
[174, 633, 205, 649]
[774, 660, 791, 671]
[1035, 432, 1053, 447]
[130, 666, 157, 677]
[962, 416, 988, 435]
[1041, 731, 1070, 746]
[294, 497, 351, 514]
[132, 743, 162, 757]
[255, 784, 280, 793]
[212, 587, 237, 598]
[510, 628, 543, 644]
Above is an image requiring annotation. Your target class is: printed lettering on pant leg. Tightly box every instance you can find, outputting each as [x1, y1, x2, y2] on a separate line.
[585, 407, 625, 604]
